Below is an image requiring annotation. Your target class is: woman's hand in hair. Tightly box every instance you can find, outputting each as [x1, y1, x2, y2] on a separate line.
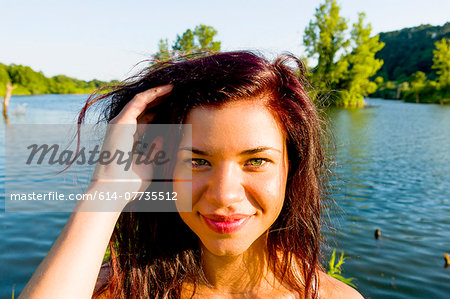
[20, 85, 172, 299]
[86, 84, 173, 209]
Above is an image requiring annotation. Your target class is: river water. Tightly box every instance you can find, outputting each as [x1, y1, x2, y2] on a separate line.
[0, 95, 449, 298]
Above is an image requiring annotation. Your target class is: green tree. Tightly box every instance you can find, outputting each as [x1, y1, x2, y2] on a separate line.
[153, 24, 221, 61]
[6, 64, 51, 95]
[173, 29, 196, 52]
[0, 63, 13, 118]
[409, 71, 427, 103]
[339, 13, 385, 106]
[153, 39, 171, 62]
[303, 0, 349, 95]
[432, 37, 450, 88]
[193, 25, 221, 51]
[374, 76, 384, 88]
[0, 63, 11, 94]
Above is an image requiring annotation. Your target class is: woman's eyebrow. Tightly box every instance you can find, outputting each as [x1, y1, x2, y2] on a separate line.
[239, 147, 281, 155]
[178, 146, 281, 155]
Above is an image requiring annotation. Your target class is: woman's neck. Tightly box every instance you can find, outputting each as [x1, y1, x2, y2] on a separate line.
[198, 234, 278, 294]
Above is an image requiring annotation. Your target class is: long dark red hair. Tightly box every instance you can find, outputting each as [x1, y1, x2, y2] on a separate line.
[82, 51, 326, 298]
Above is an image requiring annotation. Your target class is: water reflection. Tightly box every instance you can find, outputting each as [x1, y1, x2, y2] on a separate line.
[324, 99, 450, 298]
[325, 106, 376, 220]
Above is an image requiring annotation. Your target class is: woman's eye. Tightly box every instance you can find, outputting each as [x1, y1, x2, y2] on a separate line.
[245, 158, 269, 167]
[186, 159, 210, 168]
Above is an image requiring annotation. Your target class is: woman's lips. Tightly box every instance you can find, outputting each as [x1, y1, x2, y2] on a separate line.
[201, 214, 252, 234]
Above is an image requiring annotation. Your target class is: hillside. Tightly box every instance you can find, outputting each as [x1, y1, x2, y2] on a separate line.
[376, 22, 450, 82]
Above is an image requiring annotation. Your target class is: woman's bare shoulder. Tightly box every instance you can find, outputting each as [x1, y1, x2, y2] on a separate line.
[318, 271, 364, 299]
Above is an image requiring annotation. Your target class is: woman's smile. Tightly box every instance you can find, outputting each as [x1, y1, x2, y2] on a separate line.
[200, 213, 254, 234]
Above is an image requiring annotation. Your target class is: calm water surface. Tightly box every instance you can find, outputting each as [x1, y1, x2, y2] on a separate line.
[0, 96, 449, 298]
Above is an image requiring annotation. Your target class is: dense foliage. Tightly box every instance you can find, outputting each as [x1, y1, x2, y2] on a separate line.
[373, 37, 450, 104]
[303, 0, 384, 107]
[338, 13, 385, 106]
[303, 0, 349, 94]
[376, 22, 450, 82]
[0, 63, 114, 96]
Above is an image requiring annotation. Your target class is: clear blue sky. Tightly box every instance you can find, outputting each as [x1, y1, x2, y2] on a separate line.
[2, 0, 449, 81]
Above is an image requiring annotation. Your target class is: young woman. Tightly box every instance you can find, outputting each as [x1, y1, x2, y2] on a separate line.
[20, 51, 363, 298]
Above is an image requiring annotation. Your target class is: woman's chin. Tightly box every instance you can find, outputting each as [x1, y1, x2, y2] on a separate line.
[201, 239, 251, 257]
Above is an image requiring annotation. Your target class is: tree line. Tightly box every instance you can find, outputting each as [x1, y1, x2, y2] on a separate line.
[376, 22, 450, 82]
[0, 63, 115, 117]
[2, 0, 449, 110]
[0, 63, 113, 95]
[373, 24, 450, 104]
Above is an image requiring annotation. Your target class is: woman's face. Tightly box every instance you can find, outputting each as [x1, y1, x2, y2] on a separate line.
[173, 99, 288, 256]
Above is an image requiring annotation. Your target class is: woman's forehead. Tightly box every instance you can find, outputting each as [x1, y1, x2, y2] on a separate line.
[181, 100, 286, 153]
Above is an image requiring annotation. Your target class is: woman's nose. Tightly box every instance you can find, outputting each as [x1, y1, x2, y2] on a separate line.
[205, 162, 245, 208]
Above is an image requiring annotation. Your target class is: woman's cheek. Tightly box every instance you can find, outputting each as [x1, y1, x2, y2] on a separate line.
[247, 170, 286, 212]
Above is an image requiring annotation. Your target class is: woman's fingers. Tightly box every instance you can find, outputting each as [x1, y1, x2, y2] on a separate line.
[132, 136, 164, 191]
[89, 85, 173, 205]
[112, 84, 173, 124]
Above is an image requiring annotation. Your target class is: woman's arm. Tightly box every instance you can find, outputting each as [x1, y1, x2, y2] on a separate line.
[19, 85, 173, 299]
[19, 198, 121, 299]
